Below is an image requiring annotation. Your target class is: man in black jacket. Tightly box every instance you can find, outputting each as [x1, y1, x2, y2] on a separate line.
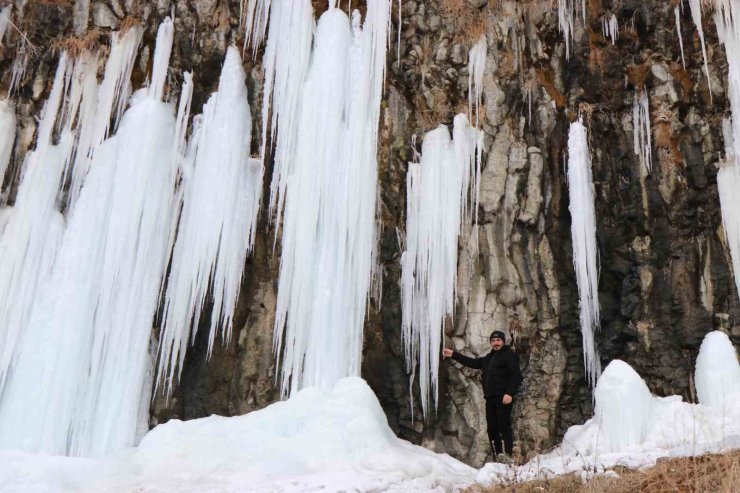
[443, 330, 522, 462]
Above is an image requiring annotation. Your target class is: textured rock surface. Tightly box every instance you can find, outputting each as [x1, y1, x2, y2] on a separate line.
[1, 0, 740, 468]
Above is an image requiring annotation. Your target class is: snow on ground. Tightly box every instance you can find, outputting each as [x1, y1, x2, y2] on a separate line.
[0, 378, 475, 493]
[478, 335, 740, 486]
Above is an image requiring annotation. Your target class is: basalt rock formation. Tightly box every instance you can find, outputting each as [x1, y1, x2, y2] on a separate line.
[2, 0, 739, 468]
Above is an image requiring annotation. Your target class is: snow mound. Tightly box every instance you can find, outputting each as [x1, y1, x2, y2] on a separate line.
[478, 351, 740, 486]
[695, 330, 740, 409]
[593, 360, 654, 452]
[0, 378, 475, 493]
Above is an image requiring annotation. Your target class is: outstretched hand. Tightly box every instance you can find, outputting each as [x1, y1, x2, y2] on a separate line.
[442, 348, 453, 359]
[502, 394, 513, 405]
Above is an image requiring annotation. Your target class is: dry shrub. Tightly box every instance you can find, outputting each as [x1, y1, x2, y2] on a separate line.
[50, 29, 102, 57]
[414, 89, 451, 131]
[119, 16, 141, 35]
[465, 450, 740, 493]
[440, 0, 487, 46]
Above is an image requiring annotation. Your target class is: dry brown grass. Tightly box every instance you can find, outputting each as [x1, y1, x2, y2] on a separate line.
[440, 0, 487, 46]
[465, 450, 740, 493]
[50, 29, 102, 57]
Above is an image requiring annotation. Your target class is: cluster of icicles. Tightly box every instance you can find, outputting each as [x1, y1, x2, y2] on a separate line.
[0, 19, 262, 456]
[560, 0, 740, 391]
[0, 0, 404, 457]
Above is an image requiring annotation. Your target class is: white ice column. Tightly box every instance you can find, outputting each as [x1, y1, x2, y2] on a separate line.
[273, 2, 390, 396]
[401, 114, 482, 416]
[714, 2, 740, 299]
[567, 119, 601, 386]
[157, 47, 263, 395]
[0, 55, 71, 393]
[261, 0, 313, 220]
[0, 19, 183, 457]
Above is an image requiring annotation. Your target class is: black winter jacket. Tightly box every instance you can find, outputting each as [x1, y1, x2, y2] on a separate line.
[451, 346, 522, 398]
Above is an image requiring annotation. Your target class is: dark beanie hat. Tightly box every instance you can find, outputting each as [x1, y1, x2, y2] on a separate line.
[489, 330, 506, 342]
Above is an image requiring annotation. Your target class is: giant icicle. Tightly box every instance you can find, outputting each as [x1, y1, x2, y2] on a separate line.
[260, 0, 314, 221]
[272, 1, 390, 396]
[66, 25, 142, 208]
[157, 47, 263, 395]
[0, 19, 183, 456]
[714, 0, 740, 300]
[567, 119, 601, 386]
[401, 114, 482, 416]
[0, 54, 73, 393]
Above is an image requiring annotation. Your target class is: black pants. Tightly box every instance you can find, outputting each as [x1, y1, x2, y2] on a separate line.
[485, 395, 513, 456]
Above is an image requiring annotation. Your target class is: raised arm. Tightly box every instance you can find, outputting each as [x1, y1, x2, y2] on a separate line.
[446, 349, 485, 369]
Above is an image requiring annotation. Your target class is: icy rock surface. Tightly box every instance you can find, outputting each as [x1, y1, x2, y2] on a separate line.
[0, 378, 475, 493]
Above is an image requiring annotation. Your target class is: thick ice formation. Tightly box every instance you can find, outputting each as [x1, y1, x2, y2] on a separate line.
[260, 0, 313, 221]
[566, 119, 601, 386]
[401, 114, 482, 416]
[67, 25, 143, 208]
[0, 54, 71, 393]
[467, 35, 486, 126]
[479, 351, 740, 486]
[272, 3, 390, 395]
[0, 20, 183, 456]
[633, 87, 652, 174]
[593, 360, 654, 452]
[695, 330, 740, 409]
[714, 2, 740, 297]
[0, 378, 475, 493]
[158, 47, 263, 395]
[0, 100, 15, 197]
[602, 14, 618, 45]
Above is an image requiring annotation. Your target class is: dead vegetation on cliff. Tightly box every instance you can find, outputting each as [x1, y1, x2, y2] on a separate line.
[466, 450, 740, 493]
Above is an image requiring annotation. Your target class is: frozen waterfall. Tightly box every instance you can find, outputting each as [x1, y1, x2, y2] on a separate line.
[567, 119, 601, 386]
[0, 19, 183, 456]
[714, 1, 740, 300]
[157, 47, 263, 395]
[271, 2, 390, 396]
[401, 115, 482, 416]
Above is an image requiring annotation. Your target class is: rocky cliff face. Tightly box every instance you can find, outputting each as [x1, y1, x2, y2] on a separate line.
[2, 0, 740, 468]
